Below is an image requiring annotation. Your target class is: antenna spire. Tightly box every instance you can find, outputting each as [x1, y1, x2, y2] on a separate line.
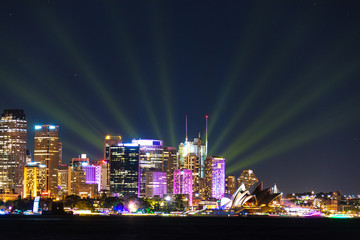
[205, 115, 208, 156]
[185, 115, 188, 142]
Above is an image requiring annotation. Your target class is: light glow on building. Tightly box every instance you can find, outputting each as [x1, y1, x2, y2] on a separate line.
[145, 171, 167, 198]
[82, 164, 101, 192]
[173, 169, 192, 206]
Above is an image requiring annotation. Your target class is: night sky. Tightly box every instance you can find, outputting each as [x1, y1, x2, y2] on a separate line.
[1, 0, 359, 194]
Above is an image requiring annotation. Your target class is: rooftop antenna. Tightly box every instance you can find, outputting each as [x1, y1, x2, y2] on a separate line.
[205, 115, 208, 156]
[185, 115, 188, 142]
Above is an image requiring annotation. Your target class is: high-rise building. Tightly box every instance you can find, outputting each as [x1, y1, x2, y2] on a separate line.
[184, 153, 201, 195]
[68, 156, 98, 198]
[225, 175, 236, 195]
[173, 169, 193, 206]
[109, 144, 139, 197]
[162, 146, 177, 194]
[0, 109, 27, 195]
[205, 156, 225, 200]
[178, 137, 206, 178]
[145, 170, 167, 198]
[58, 164, 69, 197]
[132, 139, 163, 197]
[237, 170, 258, 190]
[23, 162, 46, 198]
[92, 160, 109, 193]
[104, 136, 122, 191]
[34, 125, 60, 197]
[178, 115, 208, 178]
[104, 135, 122, 160]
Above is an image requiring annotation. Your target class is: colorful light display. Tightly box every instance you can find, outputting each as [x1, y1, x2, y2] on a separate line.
[205, 157, 225, 200]
[131, 139, 163, 197]
[82, 165, 101, 192]
[145, 171, 167, 198]
[211, 158, 225, 199]
[173, 169, 192, 206]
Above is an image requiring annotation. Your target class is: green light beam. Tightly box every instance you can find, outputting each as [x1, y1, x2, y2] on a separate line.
[0, 43, 107, 137]
[223, 50, 360, 161]
[149, 5, 177, 147]
[63, 142, 89, 157]
[226, 97, 360, 174]
[105, 2, 163, 139]
[207, 1, 272, 138]
[210, 9, 316, 155]
[0, 69, 103, 151]
[37, 8, 138, 137]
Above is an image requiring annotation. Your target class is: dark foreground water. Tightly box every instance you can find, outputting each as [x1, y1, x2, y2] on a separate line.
[0, 215, 359, 240]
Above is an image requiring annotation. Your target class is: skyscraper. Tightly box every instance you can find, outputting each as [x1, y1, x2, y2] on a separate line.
[178, 137, 206, 178]
[178, 115, 208, 178]
[109, 144, 139, 197]
[162, 146, 177, 194]
[58, 163, 69, 197]
[205, 156, 225, 200]
[173, 169, 193, 206]
[0, 109, 27, 195]
[92, 159, 109, 193]
[184, 153, 200, 194]
[34, 125, 60, 197]
[104, 135, 122, 192]
[104, 135, 122, 160]
[131, 139, 163, 197]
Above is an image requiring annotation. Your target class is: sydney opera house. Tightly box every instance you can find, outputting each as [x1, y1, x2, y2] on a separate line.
[221, 181, 282, 212]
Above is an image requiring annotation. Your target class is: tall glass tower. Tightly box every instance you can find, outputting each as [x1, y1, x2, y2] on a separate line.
[0, 109, 27, 194]
[109, 144, 140, 197]
[34, 124, 59, 197]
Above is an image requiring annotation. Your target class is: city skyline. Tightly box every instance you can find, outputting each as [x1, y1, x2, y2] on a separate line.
[1, 1, 360, 194]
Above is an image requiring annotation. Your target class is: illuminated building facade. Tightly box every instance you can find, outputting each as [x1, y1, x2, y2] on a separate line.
[145, 170, 167, 198]
[184, 153, 200, 194]
[104, 135, 122, 160]
[58, 164, 69, 197]
[162, 146, 177, 194]
[173, 169, 193, 206]
[225, 175, 236, 195]
[237, 170, 258, 190]
[23, 162, 46, 198]
[205, 157, 225, 200]
[34, 124, 60, 197]
[68, 158, 98, 198]
[104, 135, 122, 192]
[0, 109, 27, 195]
[178, 137, 206, 178]
[109, 144, 139, 197]
[82, 164, 101, 192]
[132, 139, 163, 197]
[92, 160, 109, 193]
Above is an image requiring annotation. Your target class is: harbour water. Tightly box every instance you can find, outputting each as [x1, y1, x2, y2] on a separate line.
[0, 215, 358, 239]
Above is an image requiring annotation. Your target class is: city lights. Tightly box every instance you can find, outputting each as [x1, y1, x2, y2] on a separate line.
[0, 1, 359, 224]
